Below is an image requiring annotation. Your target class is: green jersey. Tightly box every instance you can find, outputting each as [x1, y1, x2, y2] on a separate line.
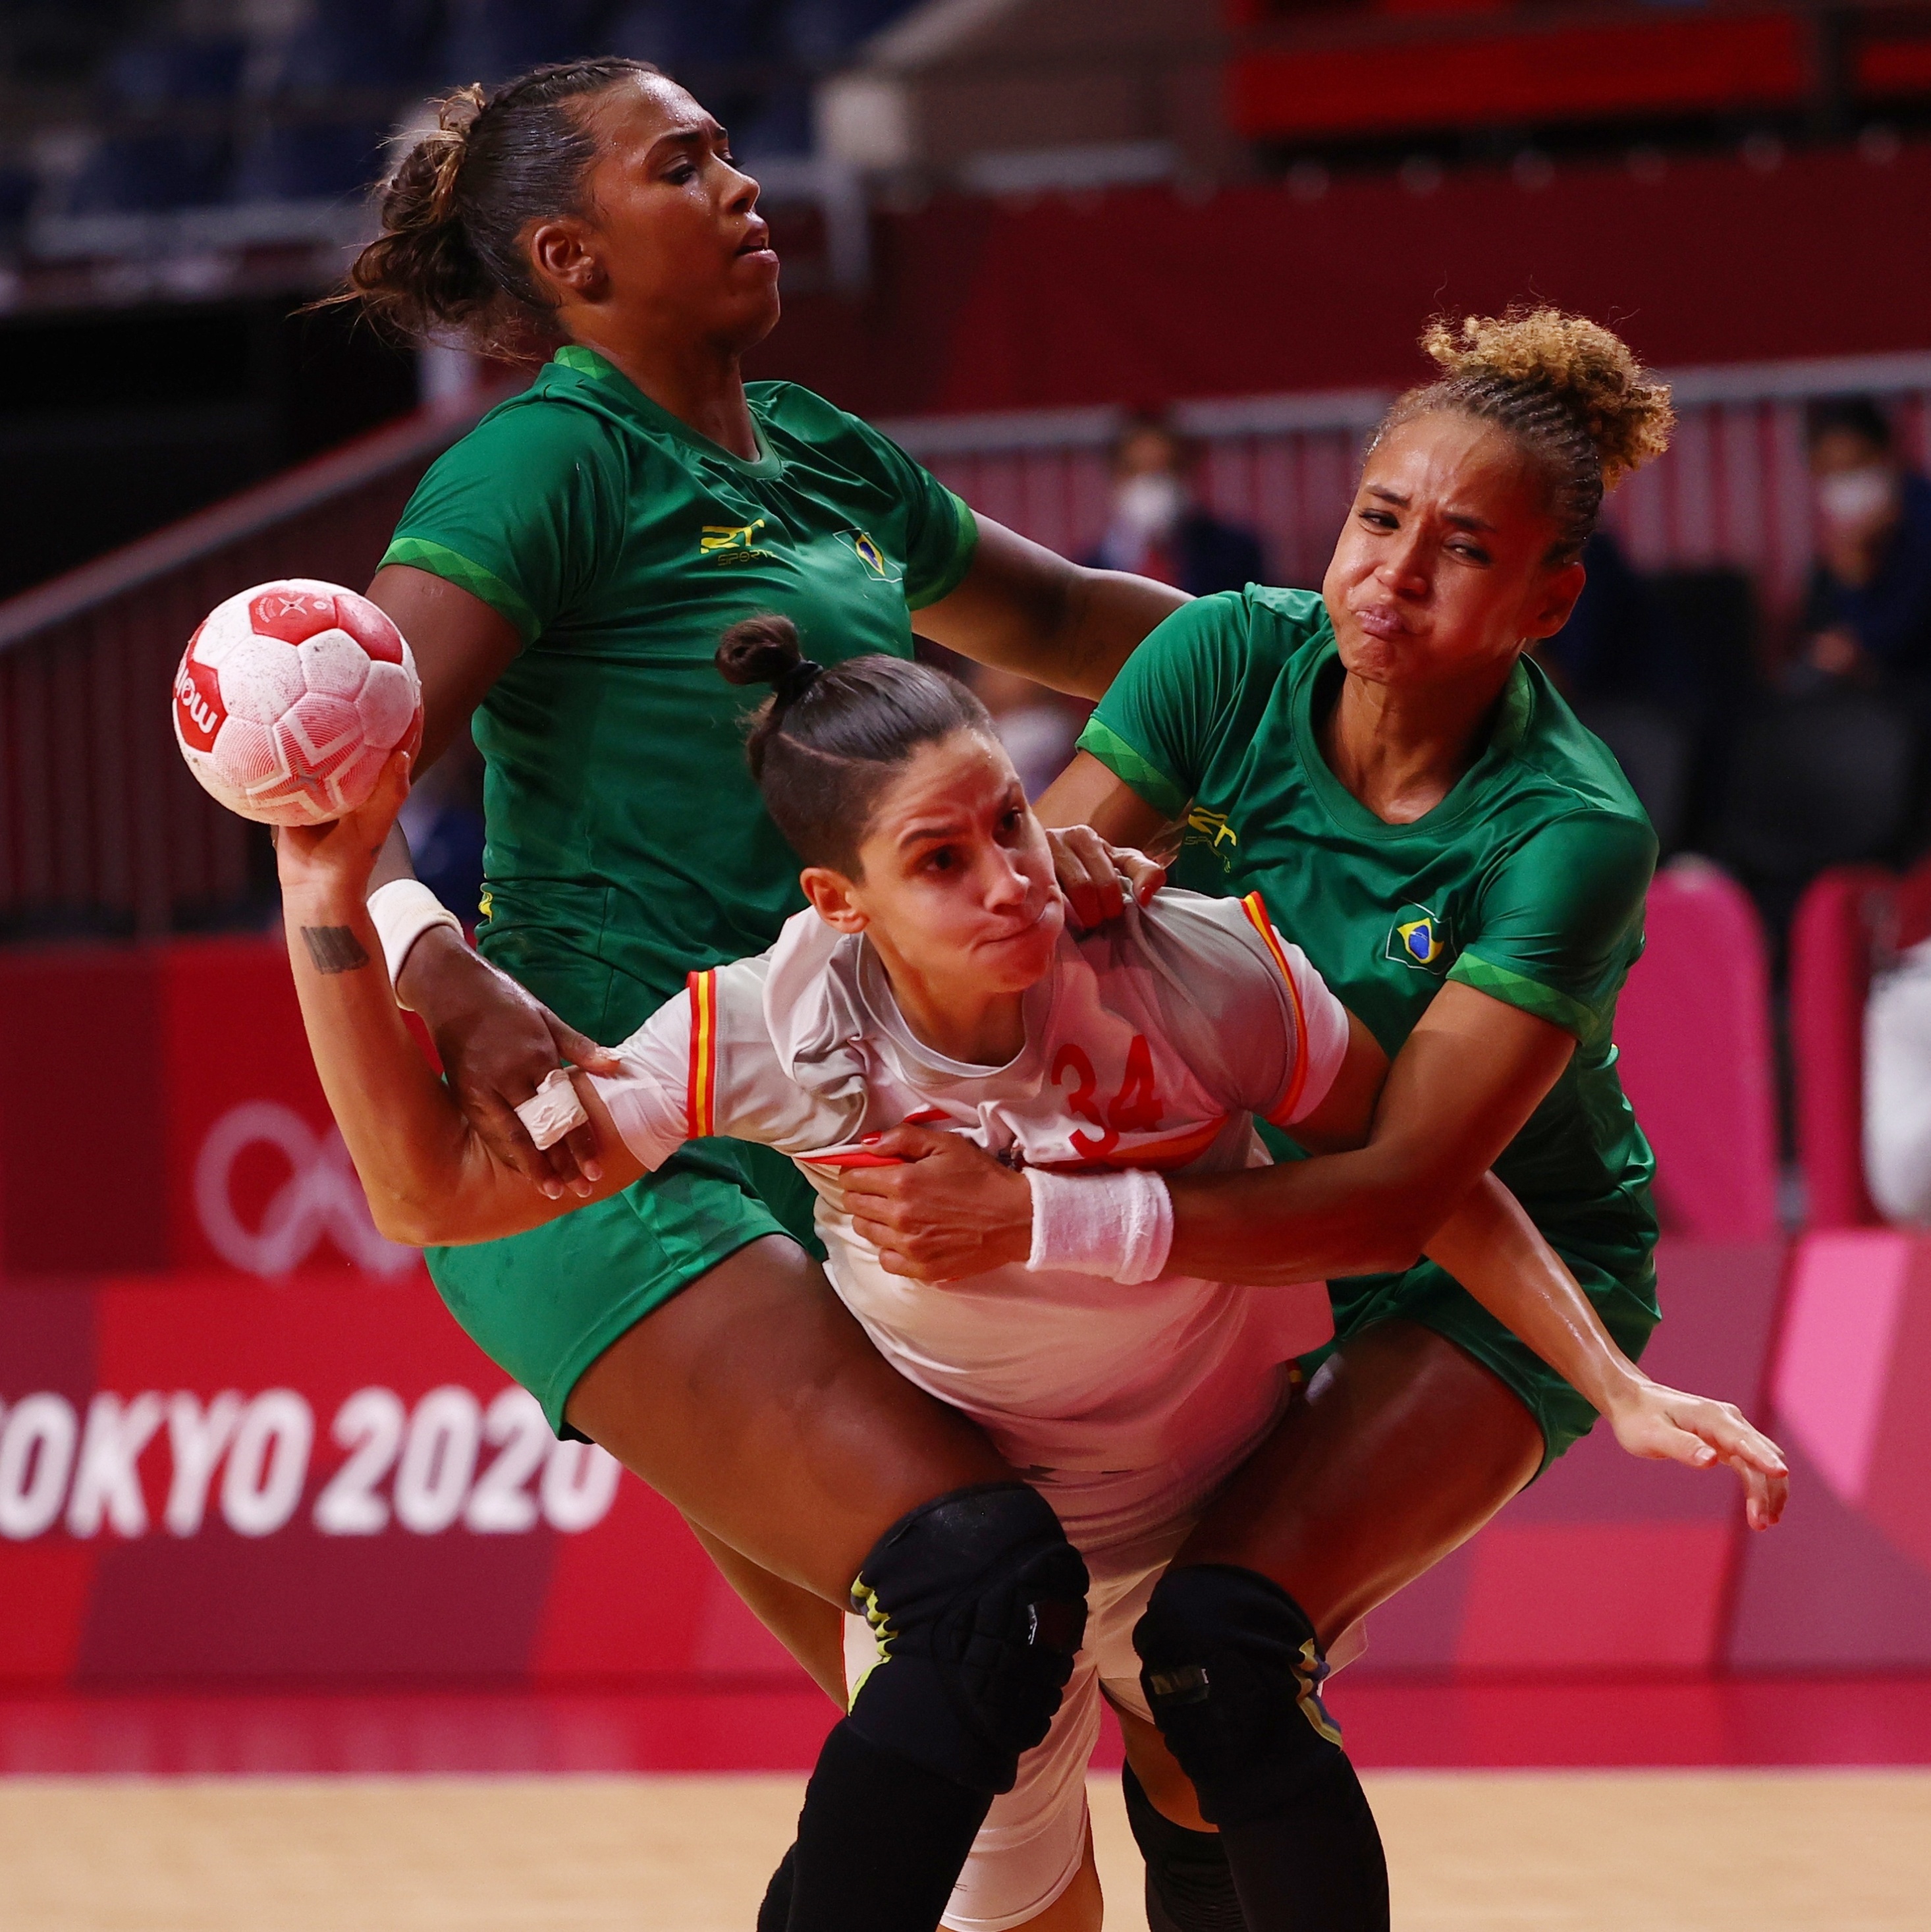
[382, 344, 978, 1039]
[1081, 588, 1660, 1450]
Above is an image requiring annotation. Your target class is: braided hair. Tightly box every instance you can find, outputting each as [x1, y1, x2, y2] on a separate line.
[346, 57, 658, 351]
[1373, 310, 1676, 563]
[715, 616, 994, 875]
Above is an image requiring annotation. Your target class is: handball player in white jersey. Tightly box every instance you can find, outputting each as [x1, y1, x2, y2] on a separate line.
[277, 617, 1783, 1932]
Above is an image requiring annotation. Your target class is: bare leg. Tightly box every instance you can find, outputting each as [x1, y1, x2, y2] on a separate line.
[687, 1520, 847, 1703]
[567, 1235, 1010, 1599]
[1117, 1705, 1210, 1831]
[1176, 1319, 1544, 1635]
[1139, 1319, 1544, 1932]
[568, 1236, 1027, 1932]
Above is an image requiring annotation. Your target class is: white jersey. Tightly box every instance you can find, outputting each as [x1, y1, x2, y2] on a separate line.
[592, 887, 1349, 1544]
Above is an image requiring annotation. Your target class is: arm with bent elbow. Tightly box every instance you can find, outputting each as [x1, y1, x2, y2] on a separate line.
[278, 754, 646, 1249]
[1164, 980, 1578, 1283]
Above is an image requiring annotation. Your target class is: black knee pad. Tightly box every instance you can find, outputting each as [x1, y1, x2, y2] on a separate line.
[1134, 1564, 1346, 1828]
[845, 1481, 1089, 1796]
[1122, 1762, 1244, 1932]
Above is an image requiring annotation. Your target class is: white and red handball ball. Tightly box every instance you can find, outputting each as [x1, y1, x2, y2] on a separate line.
[172, 579, 423, 826]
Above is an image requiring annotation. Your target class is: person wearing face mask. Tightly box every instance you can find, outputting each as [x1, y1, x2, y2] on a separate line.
[1089, 413, 1266, 597]
[1795, 396, 1931, 691]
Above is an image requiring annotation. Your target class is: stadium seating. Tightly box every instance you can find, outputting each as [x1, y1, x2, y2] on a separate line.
[1616, 859, 1781, 1244]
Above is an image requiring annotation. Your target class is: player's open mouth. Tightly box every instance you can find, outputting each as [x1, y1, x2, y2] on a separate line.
[736, 223, 777, 262]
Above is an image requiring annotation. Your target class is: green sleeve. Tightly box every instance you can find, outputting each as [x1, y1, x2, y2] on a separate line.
[1076, 593, 1253, 819]
[830, 411, 978, 611]
[380, 401, 624, 645]
[1449, 812, 1658, 1046]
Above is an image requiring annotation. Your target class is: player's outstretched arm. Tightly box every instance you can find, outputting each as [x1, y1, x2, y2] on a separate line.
[915, 515, 1189, 700]
[1424, 1177, 1788, 1528]
[277, 752, 645, 1248]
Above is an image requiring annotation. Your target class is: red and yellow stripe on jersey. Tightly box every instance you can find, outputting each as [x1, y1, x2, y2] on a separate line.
[686, 968, 720, 1138]
[1239, 889, 1311, 1125]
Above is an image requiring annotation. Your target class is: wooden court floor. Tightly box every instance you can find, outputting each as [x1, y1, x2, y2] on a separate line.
[3, 1770, 1926, 1930]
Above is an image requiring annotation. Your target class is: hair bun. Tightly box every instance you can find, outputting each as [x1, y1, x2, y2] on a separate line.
[717, 614, 805, 690]
[1421, 308, 1674, 487]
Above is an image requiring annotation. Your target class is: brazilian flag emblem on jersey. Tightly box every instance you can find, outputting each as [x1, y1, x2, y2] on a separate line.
[838, 528, 900, 582]
[1386, 904, 1452, 973]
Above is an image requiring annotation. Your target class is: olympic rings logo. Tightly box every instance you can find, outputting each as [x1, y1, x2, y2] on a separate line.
[194, 1101, 418, 1279]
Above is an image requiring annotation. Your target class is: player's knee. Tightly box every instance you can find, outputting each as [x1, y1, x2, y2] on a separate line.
[1133, 1563, 1346, 1827]
[845, 1481, 1088, 1796]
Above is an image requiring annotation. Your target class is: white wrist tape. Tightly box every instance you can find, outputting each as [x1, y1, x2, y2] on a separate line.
[1024, 1166, 1174, 1283]
[515, 1068, 589, 1152]
[368, 879, 463, 1008]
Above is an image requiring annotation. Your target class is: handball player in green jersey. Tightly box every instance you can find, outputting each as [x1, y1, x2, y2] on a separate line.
[341, 58, 1179, 1932]
[844, 312, 1780, 1928]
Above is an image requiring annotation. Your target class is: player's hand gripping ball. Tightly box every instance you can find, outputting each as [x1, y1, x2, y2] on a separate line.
[172, 579, 423, 825]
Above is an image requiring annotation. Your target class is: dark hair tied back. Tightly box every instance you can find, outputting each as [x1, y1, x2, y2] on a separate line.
[345, 57, 658, 353]
[715, 615, 995, 873]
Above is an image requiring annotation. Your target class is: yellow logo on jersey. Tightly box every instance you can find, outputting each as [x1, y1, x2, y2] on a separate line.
[1186, 807, 1239, 848]
[1182, 806, 1239, 873]
[1386, 904, 1452, 972]
[700, 518, 773, 563]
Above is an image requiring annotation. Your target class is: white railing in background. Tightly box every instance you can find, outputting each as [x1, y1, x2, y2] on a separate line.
[885, 350, 1931, 617]
[3, 347, 1928, 937]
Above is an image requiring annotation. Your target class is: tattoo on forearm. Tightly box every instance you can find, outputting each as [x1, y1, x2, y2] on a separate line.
[300, 925, 371, 975]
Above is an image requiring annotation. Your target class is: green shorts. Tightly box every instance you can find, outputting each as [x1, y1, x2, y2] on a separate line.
[425, 1138, 824, 1439]
[1305, 1247, 1660, 1474]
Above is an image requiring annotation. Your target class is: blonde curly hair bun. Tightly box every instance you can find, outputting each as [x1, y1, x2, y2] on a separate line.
[1376, 308, 1675, 561]
[1421, 310, 1674, 489]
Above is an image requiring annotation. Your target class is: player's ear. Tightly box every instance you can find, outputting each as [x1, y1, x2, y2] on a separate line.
[1525, 558, 1587, 640]
[801, 867, 867, 933]
[528, 217, 606, 301]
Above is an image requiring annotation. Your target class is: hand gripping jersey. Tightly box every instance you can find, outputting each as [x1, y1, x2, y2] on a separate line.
[590, 889, 1349, 1530]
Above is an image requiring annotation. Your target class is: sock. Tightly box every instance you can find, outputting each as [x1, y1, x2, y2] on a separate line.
[1122, 1761, 1245, 1932]
[784, 1719, 991, 1931]
[1216, 1755, 1389, 1932]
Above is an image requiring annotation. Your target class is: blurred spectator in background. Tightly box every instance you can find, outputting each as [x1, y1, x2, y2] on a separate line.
[1865, 932, 1931, 1221]
[1792, 397, 1931, 694]
[1541, 530, 1703, 851]
[1087, 410, 1265, 594]
[398, 727, 486, 922]
[1542, 529, 1693, 711]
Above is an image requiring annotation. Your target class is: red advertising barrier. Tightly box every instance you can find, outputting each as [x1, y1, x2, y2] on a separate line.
[1353, 1239, 1786, 1678]
[0, 1270, 802, 1688]
[0, 927, 1905, 1686]
[0, 935, 406, 1282]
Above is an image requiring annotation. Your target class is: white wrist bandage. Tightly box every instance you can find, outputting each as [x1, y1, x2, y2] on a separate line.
[1024, 1167, 1174, 1283]
[368, 879, 463, 1008]
[515, 1068, 589, 1152]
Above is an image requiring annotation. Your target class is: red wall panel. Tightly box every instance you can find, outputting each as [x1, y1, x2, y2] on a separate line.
[1230, 15, 1807, 139]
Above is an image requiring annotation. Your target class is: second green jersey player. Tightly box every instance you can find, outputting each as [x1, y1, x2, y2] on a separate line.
[1077, 581, 1660, 1464]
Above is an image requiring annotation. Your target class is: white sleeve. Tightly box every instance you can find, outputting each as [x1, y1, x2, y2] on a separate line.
[1129, 891, 1353, 1129]
[589, 990, 695, 1172]
[1865, 939, 1931, 1222]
